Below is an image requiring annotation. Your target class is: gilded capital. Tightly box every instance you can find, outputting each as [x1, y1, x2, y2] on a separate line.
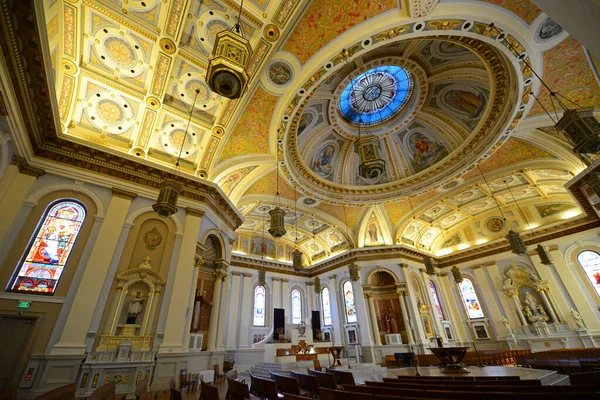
[112, 188, 138, 200]
[364, 291, 373, 299]
[194, 256, 204, 269]
[213, 271, 227, 281]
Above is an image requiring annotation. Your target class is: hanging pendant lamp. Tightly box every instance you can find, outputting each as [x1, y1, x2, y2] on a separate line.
[206, 0, 252, 99]
[268, 155, 286, 238]
[451, 266, 463, 284]
[292, 186, 303, 271]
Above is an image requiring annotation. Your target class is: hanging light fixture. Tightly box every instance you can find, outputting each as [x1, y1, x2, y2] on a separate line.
[206, 0, 253, 99]
[292, 186, 303, 271]
[153, 89, 200, 217]
[477, 165, 527, 255]
[451, 266, 464, 284]
[503, 179, 535, 256]
[268, 154, 286, 238]
[489, 23, 600, 157]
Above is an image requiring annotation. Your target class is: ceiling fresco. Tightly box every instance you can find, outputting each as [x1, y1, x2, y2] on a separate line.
[26, 0, 599, 268]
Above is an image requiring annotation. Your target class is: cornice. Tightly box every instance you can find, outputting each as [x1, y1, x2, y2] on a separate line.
[111, 188, 138, 201]
[10, 155, 45, 178]
[0, 0, 242, 231]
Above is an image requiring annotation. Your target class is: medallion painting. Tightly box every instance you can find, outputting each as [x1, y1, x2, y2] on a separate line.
[10, 201, 86, 294]
[364, 213, 384, 246]
[407, 132, 448, 173]
[535, 203, 577, 218]
[312, 144, 335, 178]
[444, 89, 486, 119]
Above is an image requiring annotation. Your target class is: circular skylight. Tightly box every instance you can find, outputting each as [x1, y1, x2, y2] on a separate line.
[338, 65, 413, 127]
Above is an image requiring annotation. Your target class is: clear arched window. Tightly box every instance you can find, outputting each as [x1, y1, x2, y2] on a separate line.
[9, 200, 86, 294]
[322, 287, 332, 326]
[343, 281, 357, 323]
[577, 250, 600, 297]
[292, 289, 302, 324]
[458, 278, 485, 319]
[428, 280, 445, 321]
[253, 286, 266, 326]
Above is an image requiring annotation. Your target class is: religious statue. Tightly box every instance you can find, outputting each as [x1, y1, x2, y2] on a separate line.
[383, 306, 399, 334]
[524, 292, 539, 311]
[191, 290, 212, 332]
[570, 308, 586, 330]
[524, 303, 549, 323]
[501, 315, 513, 335]
[127, 292, 144, 324]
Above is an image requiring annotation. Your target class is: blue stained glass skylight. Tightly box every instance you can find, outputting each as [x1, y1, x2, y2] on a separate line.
[338, 65, 413, 127]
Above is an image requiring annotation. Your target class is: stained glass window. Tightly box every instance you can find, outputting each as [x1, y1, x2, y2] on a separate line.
[254, 286, 266, 326]
[343, 281, 357, 323]
[577, 251, 600, 297]
[9, 200, 86, 294]
[322, 287, 332, 326]
[338, 65, 413, 126]
[428, 281, 445, 321]
[292, 289, 302, 324]
[458, 278, 484, 319]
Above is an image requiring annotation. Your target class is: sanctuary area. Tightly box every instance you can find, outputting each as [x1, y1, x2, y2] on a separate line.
[0, 0, 600, 399]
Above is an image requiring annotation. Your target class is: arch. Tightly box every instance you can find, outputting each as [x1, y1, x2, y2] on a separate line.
[576, 250, 600, 298]
[291, 288, 302, 324]
[321, 286, 332, 326]
[125, 205, 183, 234]
[26, 183, 106, 218]
[342, 280, 357, 323]
[200, 231, 225, 265]
[8, 199, 87, 294]
[458, 277, 485, 319]
[253, 285, 267, 327]
[367, 267, 399, 286]
[428, 280, 445, 321]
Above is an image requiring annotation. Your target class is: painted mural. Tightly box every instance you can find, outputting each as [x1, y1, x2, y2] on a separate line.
[267, 60, 293, 85]
[407, 132, 448, 173]
[217, 166, 257, 196]
[250, 235, 276, 258]
[442, 233, 462, 248]
[297, 112, 314, 135]
[364, 213, 384, 246]
[535, 203, 577, 218]
[312, 144, 335, 178]
[485, 217, 505, 232]
[444, 90, 486, 119]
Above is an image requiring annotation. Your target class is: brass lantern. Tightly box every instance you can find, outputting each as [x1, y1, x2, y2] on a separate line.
[356, 135, 386, 180]
[555, 108, 600, 154]
[152, 179, 182, 218]
[536, 244, 553, 265]
[292, 248, 303, 272]
[451, 266, 463, 284]
[423, 255, 435, 275]
[206, 29, 252, 99]
[268, 207, 286, 238]
[506, 229, 527, 255]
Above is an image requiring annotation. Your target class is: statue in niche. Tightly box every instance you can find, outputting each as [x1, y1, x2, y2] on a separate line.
[191, 289, 212, 332]
[570, 308, 586, 330]
[127, 292, 144, 324]
[501, 315, 513, 335]
[383, 306, 399, 334]
[523, 294, 549, 324]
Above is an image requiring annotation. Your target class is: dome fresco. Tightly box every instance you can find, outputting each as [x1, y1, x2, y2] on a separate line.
[338, 65, 413, 127]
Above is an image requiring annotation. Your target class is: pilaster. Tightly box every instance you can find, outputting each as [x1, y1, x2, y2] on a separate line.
[225, 272, 242, 349]
[282, 279, 290, 323]
[437, 275, 468, 342]
[238, 273, 253, 348]
[206, 270, 226, 351]
[473, 266, 503, 338]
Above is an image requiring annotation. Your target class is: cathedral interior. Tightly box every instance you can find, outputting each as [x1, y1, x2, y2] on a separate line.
[1, 0, 600, 398]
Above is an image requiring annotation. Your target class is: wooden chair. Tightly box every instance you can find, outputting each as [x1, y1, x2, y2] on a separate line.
[291, 371, 319, 398]
[271, 372, 301, 395]
[326, 368, 355, 386]
[200, 379, 220, 400]
[0, 388, 17, 400]
[169, 377, 182, 400]
[134, 379, 148, 400]
[223, 360, 235, 373]
[226, 375, 250, 400]
[312, 359, 323, 372]
[318, 387, 342, 400]
[213, 364, 225, 384]
[89, 381, 115, 400]
[312, 370, 337, 390]
[32, 384, 76, 400]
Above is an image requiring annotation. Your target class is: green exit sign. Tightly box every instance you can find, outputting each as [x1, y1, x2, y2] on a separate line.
[17, 301, 31, 310]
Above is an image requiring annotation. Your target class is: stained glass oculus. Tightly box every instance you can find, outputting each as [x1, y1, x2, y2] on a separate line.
[10, 200, 86, 294]
[339, 65, 413, 126]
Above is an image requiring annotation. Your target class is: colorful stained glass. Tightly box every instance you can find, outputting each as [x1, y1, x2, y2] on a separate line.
[428, 280, 445, 321]
[322, 287, 332, 326]
[577, 250, 600, 297]
[338, 65, 413, 126]
[458, 278, 484, 319]
[292, 289, 302, 324]
[10, 201, 86, 294]
[254, 286, 266, 326]
[343, 281, 357, 323]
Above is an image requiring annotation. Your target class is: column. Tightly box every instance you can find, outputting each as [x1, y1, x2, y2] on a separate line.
[511, 294, 528, 326]
[473, 266, 504, 338]
[238, 274, 253, 348]
[486, 263, 521, 328]
[364, 292, 381, 345]
[51, 189, 134, 355]
[397, 290, 414, 344]
[437, 275, 468, 342]
[327, 275, 343, 346]
[282, 279, 290, 323]
[225, 272, 242, 349]
[529, 250, 571, 324]
[421, 271, 444, 339]
[402, 266, 427, 344]
[158, 208, 203, 353]
[350, 279, 374, 346]
[206, 270, 226, 351]
[182, 257, 203, 351]
[549, 247, 600, 331]
[272, 278, 282, 308]
[0, 160, 44, 240]
[538, 289, 559, 323]
[314, 278, 322, 312]
[216, 261, 230, 351]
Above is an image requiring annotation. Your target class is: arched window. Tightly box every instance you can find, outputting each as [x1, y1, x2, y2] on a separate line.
[343, 281, 357, 323]
[322, 287, 332, 326]
[9, 200, 86, 294]
[428, 280, 445, 321]
[253, 286, 266, 326]
[292, 289, 302, 324]
[458, 278, 484, 319]
[577, 251, 600, 297]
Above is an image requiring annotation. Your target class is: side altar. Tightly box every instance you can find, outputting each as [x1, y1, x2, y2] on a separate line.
[76, 257, 164, 398]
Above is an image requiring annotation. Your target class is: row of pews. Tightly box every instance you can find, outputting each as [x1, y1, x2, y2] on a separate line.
[516, 348, 600, 373]
[401, 350, 531, 368]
